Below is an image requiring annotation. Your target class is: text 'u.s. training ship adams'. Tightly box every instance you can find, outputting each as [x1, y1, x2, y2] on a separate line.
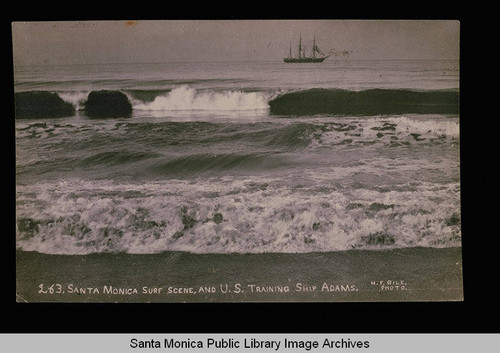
[284, 36, 331, 63]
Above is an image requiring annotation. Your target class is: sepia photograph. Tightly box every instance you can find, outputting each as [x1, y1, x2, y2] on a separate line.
[13, 20, 462, 303]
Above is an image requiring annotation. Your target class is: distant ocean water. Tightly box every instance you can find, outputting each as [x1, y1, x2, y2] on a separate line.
[15, 60, 460, 255]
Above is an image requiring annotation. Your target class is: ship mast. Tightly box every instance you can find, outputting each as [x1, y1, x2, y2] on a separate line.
[298, 35, 302, 58]
[312, 36, 325, 57]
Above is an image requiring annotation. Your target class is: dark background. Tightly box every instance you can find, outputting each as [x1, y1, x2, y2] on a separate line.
[4, 5, 495, 334]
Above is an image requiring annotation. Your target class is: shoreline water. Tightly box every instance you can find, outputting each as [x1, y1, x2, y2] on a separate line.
[16, 247, 463, 303]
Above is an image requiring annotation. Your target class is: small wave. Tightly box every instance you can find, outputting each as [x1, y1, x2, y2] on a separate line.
[269, 88, 459, 116]
[15, 91, 75, 118]
[148, 152, 286, 176]
[84, 90, 133, 118]
[79, 150, 161, 167]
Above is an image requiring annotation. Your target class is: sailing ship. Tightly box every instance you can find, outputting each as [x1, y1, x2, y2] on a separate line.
[283, 36, 331, 63]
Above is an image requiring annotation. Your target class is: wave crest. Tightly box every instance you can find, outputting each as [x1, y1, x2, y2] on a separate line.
[132, 86, 270, 113]
[269, 88, 459, 116]
[16, 87, 459, 119]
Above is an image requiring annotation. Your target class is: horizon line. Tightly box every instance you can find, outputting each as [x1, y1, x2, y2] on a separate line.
[13, 58, 460, 67]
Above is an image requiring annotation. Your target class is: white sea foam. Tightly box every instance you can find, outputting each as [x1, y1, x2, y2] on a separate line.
[58, 91, 90, 110]
[132, 86, 270, 113]
[16, 176, 461, 255]
[307, 115, 459, 149]
[393, 116, 459, 139]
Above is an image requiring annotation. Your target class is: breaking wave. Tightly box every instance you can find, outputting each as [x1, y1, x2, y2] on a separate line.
[14, 87, 270, 119]
[131, 86, 270, 113]
[14, 87, 459, 119]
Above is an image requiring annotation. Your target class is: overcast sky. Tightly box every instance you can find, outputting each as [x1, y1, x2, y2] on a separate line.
[12, 20, 459, 65]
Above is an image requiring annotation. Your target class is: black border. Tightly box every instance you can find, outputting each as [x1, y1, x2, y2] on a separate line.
[5, 7, 494, 335]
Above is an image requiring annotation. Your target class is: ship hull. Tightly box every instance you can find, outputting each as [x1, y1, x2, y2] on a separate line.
[283, 57, 327, 63]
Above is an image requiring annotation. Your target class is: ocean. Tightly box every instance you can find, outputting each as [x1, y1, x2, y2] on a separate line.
[14, 59, 462, 302]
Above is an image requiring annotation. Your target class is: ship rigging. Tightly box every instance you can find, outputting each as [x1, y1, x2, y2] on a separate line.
[283, 36, 331, 63]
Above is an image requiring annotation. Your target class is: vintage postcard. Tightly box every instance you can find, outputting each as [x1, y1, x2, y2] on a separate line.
[13, 20, 461, 302]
